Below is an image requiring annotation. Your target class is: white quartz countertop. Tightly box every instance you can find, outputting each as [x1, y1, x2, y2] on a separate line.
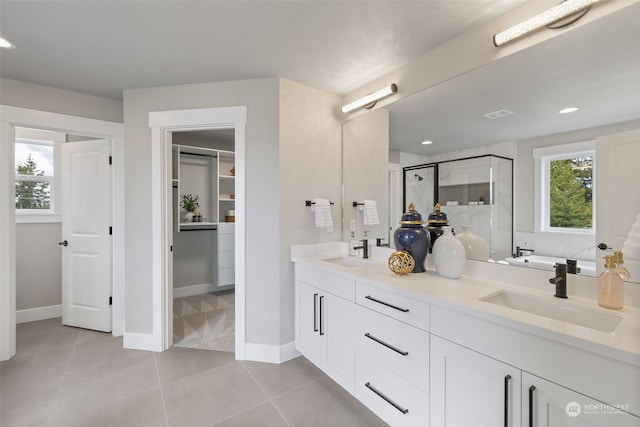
[291, 243, 640, 366]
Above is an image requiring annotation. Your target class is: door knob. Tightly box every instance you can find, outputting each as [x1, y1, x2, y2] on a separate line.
[597, 243, 611, 250]
[58, 240, 68, 247]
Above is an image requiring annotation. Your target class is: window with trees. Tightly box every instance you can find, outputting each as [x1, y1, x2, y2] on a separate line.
[534, 141, 595, 233]
[14, 127, 64, 217]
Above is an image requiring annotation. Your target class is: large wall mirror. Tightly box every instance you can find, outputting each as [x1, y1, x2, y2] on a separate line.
[344, 3, 640, 282]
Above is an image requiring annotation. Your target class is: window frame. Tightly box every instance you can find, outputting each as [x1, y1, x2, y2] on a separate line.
[14, 128, 65, 223]
[533, 140, 595, 235]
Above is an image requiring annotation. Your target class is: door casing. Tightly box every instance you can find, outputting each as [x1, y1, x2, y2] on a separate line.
[0, 105, 124, 361]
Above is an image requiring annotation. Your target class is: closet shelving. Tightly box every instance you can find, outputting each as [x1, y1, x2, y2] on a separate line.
[172, 144, 235, 231]
[172, 143, 236, 289]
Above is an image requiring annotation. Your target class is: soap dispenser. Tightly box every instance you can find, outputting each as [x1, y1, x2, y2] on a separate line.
[348, 231, 357, 257]
[598, 255, 624, 310]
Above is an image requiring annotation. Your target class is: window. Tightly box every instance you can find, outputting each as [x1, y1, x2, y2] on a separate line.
[14, 127, 65, 220]
[534, 141, 595, 234]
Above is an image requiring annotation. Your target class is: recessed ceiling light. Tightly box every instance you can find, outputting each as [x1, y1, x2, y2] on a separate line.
[0, 36, 16, 49]
[483, 109, 513, 120]
[421, 140, 433, 145]
[559, 107, 579, 114]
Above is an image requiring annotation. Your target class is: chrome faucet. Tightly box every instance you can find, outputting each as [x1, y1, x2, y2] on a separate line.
[549, 263, 568, 298]
[515, 246, 535, 257]
[354, 239, 369, 259]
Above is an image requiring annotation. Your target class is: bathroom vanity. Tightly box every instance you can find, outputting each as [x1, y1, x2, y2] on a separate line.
[292, 243, 640, 427]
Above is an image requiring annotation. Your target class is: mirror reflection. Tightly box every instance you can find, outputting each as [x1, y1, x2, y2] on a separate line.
[353, 4, 640, 280]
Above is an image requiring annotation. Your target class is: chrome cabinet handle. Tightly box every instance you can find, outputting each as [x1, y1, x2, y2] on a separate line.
[365, 382, 409, 414]
[504, 375, 511, 427]
[365, 295, 409, 313]
[364, 333, 408, 356]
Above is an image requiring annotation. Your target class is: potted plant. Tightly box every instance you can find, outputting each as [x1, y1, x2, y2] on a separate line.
[180, 194, 199, 222]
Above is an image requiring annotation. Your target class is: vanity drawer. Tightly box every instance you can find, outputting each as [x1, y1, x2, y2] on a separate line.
[356, 281, 429, 330]
[355, 353, 429, 427]
[295, 263, 355, 301]
[356, 305, 429, 392]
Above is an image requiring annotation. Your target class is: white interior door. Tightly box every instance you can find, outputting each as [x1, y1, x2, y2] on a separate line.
[61, 139, 112, 332]
[596, 129, 640, 276]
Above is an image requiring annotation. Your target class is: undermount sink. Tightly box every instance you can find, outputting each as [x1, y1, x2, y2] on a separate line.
[480, 290, 623, 332]
[322, 256, 368, 268]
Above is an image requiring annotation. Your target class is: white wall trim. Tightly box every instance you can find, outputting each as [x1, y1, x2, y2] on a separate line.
[173, 283, 218, 299]
[244, 341, 301, 364]
[148, 106, 247, 358]
[123, 332, 163, 352]
[0, 105, 124, 361]
[16, 305, 62, 324]
[0, 122, 16, 361]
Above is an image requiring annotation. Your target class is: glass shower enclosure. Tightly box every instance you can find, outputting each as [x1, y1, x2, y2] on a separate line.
[403, 155, 513, 261]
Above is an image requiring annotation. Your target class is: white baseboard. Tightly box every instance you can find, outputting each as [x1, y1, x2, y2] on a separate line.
[173, 283, 217, 299]
[16, 304, 61, 324]
[123, 332, 163, 352]
[244, 341, 301, 364]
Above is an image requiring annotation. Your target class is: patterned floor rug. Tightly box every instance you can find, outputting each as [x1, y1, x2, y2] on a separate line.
[172, 290, 235, 352]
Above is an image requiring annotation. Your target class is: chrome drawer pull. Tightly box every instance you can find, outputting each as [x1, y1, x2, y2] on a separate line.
[364, 333, 408, 356]
[365, 295, 410, 313]
[365, 382, 409, 414]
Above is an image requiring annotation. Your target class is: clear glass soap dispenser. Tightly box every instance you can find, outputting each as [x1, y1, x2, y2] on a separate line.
[598, 255, 624, 310]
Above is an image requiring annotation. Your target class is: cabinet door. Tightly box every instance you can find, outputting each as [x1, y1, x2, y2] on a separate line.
[430, 335, 521, 427]
[325, 293, 355, 393]
[524, 372, 640, 427]
[295, 281, 326, 368]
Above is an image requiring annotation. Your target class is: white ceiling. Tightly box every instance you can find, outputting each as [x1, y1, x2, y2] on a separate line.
[388, 2, 640, 155]
[0, 0, 523, 100]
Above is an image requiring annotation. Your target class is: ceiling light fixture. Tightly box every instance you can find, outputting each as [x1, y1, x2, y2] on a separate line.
[559, 107, 579, 114]
[421, 140, 433, 145]
[493, 0, 600, 47]
[0, 36, 16, 49]
[341, 83, 398, 114]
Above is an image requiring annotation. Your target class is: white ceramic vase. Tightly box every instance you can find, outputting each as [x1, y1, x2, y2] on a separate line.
[456, 225, 490, 261]
[432, 226, 466, 279]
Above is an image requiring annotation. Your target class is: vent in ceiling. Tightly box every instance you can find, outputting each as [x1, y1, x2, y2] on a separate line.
[483, 109, 514, 120]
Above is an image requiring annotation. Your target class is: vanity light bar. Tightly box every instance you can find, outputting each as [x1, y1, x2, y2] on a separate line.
[341, 83, 398, 114]
[493, 0, 600, 47]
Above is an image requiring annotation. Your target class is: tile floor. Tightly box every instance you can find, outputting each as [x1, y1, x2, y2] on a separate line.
[0, 318, 386, 427]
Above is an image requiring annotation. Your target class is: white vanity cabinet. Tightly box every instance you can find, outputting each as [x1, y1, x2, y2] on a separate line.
[294, 264, 355, 393]
[431, 305, 640, 426]
[430, 335, 521, 427]
[523, 373, 640, 427]
[354, 282, 430, 427]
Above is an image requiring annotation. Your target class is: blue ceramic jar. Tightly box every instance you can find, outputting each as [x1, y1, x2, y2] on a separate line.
[393, 203, 430, 273]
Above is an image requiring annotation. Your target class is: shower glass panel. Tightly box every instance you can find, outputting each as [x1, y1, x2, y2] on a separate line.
[403, 155, 513, 261]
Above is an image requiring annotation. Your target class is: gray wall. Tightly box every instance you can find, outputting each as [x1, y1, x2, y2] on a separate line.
[0, 78, 123, 123]
[15, 223, 62, 310]
[122, 77, 343, 348]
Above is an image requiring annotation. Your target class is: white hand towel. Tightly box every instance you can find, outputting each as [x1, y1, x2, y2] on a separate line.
[361, 200, 380, 226]
[311, 199, 333, 232]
